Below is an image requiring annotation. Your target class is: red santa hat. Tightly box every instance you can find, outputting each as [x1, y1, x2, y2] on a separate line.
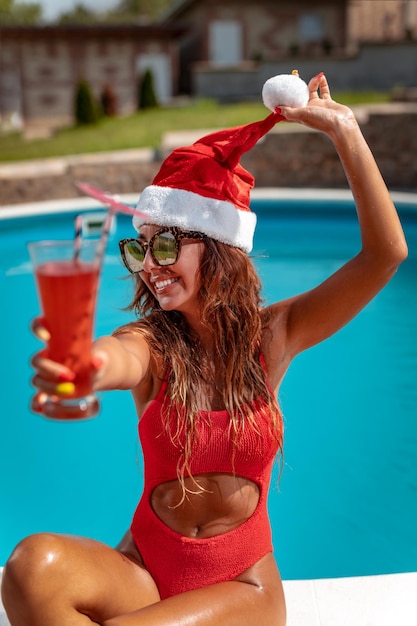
[133, 71, 309, 252]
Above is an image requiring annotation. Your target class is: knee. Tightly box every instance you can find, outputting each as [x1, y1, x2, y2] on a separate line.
[2, 533, 68, 601]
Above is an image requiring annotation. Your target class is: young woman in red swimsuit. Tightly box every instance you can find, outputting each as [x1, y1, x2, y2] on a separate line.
[1, 73, 407, 625]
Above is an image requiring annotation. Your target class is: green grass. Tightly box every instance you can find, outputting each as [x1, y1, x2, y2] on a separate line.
[0, 92, 390, 163]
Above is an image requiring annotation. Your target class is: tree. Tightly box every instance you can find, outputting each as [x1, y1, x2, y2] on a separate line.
[75, 80, 99, 125]
[119, 0, 172, 19]
[105, 0, 173, 23]
[101, 84, 118, 117]
[138, 68, 159, 110]
[58, 4, 97, 25]
[0, 0, 42, 25]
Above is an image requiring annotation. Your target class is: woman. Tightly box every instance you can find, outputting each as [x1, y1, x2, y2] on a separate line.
[1, 74, 407, 625]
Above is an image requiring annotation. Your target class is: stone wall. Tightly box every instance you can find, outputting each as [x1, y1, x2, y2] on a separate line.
[0, 149, 157, 207]
[243, 103, 417, 189]
[1, 103, 416, 207]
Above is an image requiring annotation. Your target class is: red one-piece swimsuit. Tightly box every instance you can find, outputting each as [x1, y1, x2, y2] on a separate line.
[130, 357, 282, 599]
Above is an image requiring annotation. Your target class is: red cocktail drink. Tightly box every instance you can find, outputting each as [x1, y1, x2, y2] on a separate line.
[37, 261, 99, 394]
[29, 240, 101, 420]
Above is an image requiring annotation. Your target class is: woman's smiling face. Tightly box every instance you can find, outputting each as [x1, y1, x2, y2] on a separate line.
[138, 224, 206, 319]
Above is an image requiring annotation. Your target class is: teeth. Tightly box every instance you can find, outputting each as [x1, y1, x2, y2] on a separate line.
[155, 278, 176, 290]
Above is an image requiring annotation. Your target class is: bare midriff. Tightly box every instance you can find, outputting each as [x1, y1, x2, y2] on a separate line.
[151, 472, 260, 538]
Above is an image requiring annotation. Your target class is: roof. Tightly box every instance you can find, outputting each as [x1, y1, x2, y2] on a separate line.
[0, 23, 186, 41]
[160, 0, 349, 23]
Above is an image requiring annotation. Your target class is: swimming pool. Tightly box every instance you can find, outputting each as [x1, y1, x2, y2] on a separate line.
[1, 191, 416, 580]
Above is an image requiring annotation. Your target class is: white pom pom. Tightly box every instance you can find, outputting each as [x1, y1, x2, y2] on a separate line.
[262, 71, 309, 111]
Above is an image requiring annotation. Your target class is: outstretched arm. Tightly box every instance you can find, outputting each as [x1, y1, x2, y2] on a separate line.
[91, 333, 151, 391]
[265, 74, 408, 376]
[30, 325, 151, 410]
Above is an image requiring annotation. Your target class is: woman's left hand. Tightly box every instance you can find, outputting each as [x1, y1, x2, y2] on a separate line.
[279, 73, 357, 137]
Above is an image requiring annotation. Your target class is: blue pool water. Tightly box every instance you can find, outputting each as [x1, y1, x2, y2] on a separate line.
[1, 196, 416, 580]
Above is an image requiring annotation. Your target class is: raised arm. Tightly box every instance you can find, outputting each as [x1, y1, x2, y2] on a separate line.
[264, 74, 408, 380]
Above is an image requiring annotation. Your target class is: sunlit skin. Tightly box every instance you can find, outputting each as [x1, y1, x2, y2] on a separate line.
[1, 74, 408, 626]
[137, 224, 206, 329]
[127, 227, 262, 539]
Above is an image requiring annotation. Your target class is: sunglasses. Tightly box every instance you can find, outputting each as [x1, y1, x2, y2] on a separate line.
[119, 226, 206, 273]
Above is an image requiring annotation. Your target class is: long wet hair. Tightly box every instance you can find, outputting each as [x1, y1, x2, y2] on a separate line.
[114, 237, 283, 493]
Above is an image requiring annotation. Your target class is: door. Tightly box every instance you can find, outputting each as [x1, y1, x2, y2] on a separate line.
[209, 20, 243, 66]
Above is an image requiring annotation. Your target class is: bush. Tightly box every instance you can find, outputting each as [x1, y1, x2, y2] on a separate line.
[101, 84, 118, 117]
[138, 68, 159, 110]
[75, 80, 99, 125]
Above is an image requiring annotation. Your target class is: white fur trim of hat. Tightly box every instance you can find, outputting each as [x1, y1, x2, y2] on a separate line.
[134, 185, 257, 253]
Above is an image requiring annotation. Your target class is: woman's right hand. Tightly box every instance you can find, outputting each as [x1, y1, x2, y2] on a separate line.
[29, 317, 106, 413]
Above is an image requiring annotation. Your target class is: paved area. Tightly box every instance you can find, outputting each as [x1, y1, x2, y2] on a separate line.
[284, 572, 417, 626]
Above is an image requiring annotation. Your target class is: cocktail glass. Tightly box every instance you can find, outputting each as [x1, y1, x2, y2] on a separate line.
[28, 239, 101, 420]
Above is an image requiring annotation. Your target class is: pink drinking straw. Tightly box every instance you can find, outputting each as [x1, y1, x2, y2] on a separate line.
[75, 181, 151, 267]
[76, 182, 150, 218]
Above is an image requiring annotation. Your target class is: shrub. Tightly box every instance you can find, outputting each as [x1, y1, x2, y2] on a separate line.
[101, 84, 118, 117]
[138, 68, 159, 110]
[75, 80, 99, 125]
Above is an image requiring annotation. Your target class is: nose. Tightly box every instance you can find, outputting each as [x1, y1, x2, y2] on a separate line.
[142, 246, 157, 272]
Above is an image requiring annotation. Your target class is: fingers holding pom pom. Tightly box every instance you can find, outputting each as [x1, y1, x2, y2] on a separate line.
[318, 74, 332, 100]
[261, 70, 351, 134]
[262, 71, 309, 111]
[262, 70, 332, 115]
[308, 72, 332, 101]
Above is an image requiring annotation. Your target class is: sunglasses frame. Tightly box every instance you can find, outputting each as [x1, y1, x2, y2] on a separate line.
[119, 226, 206, 273]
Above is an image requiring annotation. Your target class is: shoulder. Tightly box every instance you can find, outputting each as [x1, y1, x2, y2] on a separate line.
[113, 320, 166, 372]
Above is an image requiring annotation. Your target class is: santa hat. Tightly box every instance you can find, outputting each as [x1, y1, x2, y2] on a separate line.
[133, 71, 309, 252]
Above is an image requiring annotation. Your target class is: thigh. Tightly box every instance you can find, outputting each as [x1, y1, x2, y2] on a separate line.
[66, 533, 161, 619]
[2, 532, 160, 624]
[103, 553, 286, 626]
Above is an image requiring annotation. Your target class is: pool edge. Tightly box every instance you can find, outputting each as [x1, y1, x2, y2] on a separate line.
[1, 188, 417, 221]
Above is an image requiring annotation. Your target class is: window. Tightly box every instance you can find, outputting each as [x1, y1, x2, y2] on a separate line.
[298, 13, 324, 43]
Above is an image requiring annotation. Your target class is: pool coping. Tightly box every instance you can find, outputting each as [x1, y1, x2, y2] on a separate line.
[283, 571, 417, 625]
[1, 567, 416, 625]
[1, 187, 417, 221]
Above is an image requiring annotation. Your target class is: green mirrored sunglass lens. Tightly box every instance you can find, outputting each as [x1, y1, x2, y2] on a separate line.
[153, 233, 178, 265]
[125, 242, 145, 270]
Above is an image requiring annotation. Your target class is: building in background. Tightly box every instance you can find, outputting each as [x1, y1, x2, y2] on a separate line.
[0, 23, 184, 132]
[161, 0, 350, 94]
[0, 0, 416, 130]
[348, 0, 417, 45]
[160, 0, 417, 102]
